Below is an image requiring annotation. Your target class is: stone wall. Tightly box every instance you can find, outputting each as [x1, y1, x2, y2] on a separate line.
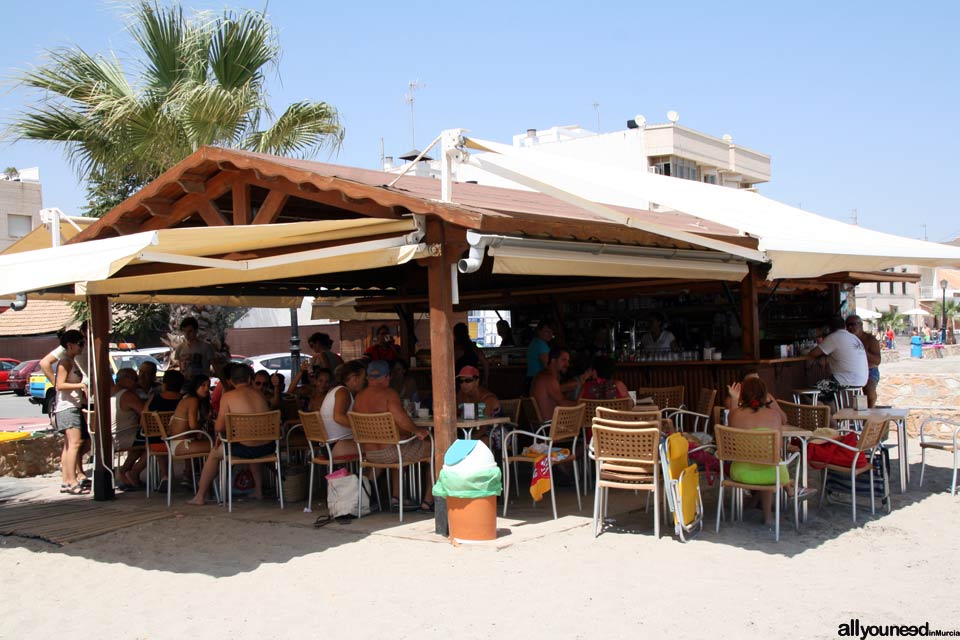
[879, 374, 960, 438]
[0, 435, 60, 477]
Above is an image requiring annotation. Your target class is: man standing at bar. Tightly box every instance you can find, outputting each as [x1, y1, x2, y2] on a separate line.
[807, 316, 868, 404]
[845, 315, 881, 407]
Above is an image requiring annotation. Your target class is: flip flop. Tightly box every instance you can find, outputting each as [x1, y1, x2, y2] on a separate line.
[419, 501, 435, 513]
[390, 497, 417, 512]
[64, 483, 87, 495]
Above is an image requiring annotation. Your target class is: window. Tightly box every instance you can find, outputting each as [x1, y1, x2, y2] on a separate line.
[7, 214, 32, 238]
[876, 283, 882, 294]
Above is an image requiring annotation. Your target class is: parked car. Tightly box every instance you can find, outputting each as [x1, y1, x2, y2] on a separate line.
[8, 359, 40, 395]
[243, 353, 293, 385]
[29, 351, 163, 415]
[0, 357, 22, 392]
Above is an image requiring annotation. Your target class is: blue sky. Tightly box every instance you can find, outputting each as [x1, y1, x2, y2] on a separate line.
[2, 0, 958, 241]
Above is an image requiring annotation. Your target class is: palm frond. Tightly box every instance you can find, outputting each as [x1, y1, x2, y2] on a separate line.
[208, 8, 278, 90]
[128, 1, 208, 94]
[174, 80, 260, 147]
[19, 47, 132, 105]
[245, 100, 343, 157]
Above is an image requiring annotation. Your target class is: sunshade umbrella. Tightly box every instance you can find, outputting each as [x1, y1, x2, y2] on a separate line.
[854, 307, 882, 320]
[902, 308, 931, 316]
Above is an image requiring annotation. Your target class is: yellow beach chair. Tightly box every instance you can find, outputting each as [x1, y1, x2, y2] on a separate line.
[660, 432, 706, 541]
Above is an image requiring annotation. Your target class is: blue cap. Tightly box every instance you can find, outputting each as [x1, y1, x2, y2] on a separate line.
[366, 360, 390, 379]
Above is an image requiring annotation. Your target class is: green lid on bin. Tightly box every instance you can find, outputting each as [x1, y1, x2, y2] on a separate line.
[444, 439, 477, 466]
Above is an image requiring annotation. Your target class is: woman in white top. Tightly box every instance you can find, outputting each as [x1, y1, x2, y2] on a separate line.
[54, 330, 89, 494]
[319, 360, 367, 458]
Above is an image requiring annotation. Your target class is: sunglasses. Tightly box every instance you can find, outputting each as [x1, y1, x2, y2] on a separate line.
[253, 381, 265, 387]
[456, 376, 479, 383]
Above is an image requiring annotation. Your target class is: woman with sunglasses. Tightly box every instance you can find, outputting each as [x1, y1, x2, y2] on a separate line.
[53, 330, 90, 494]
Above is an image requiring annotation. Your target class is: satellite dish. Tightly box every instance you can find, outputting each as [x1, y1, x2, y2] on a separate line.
[666, 110, 679, 124]
[722, 134, 733, 143]
[634, 114, 646, 127]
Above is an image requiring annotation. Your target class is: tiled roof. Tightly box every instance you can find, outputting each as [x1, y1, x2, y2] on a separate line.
[0, 300, 77, 336]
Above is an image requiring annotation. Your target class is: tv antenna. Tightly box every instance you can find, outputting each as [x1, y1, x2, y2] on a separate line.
[592, 101, 601, 132]
[850, 208, 858, 225]
[403, 79, 426, 148]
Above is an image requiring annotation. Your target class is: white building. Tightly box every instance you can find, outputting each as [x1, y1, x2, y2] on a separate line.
[0, 167, 42, 251]
[382, 115, 771, 193]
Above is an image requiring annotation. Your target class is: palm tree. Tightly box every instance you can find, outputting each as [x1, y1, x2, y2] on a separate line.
[932, 299, 960, 333]
[879, 309, 907, 333]
[9, 1, 343, 186]
[8, 1, 343, 350]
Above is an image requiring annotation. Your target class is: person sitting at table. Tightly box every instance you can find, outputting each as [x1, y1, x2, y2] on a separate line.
[453, 322, 489, 386]
[389, 359, 419, 405]
[112, 368, 145, 490]
[167, 374, 213, 457]
[364, 325, 400, 363]
[306, 366, 333, 412]
[727, 377, 793, 527]
[319, 359, 367, 459]
[187, 364, 270, 505]
[123, 370, 185, 490]
[725, 368, 787, 424]
[532, 348, 594, 419]
[641, 311, 678, 353]
[455, 365, 501, 444]
[579, 356, 629, 402]
[353, 359, 434, 512]
[136, 360, 161, 402]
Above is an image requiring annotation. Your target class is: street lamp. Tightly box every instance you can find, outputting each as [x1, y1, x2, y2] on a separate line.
[941, 279, 949, 343]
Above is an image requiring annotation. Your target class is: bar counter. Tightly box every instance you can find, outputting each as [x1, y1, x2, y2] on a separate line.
[413, 356, 823, 405]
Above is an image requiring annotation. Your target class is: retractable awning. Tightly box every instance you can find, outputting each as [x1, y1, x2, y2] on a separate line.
[0, 217, 424, 300]
[463, 136, 960, 279]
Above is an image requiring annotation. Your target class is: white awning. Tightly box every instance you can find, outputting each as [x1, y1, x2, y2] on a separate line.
[0, 218, 422, 299]
[463, 136, 960, 279]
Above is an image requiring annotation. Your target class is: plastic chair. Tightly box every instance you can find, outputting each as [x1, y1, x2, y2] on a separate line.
[143, 410, 217, 507]
[714, 425, 801, 542]
[222, 410, 284, 513]
[502, 403, 586, 520]
[660, 432, 708, 542]
[918, 417, 960, 495]
[810, 419, 890, 522]
[579, 398, 633, 493]
[636, 386, 684, 413]
[141, 411, 173, 498]
[592, 424, 661, 538]
[296, 410, 360, 512]
[348, 411, 434, 523]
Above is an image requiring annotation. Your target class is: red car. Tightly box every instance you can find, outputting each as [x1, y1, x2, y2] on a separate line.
[8, 359, 39, 395]
[0, 357, 23, 392]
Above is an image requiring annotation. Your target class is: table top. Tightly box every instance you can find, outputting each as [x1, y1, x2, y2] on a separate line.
[834, 407, 911, 421]
[792, 388, 820, 395]
[780, 427, 818, 438]
[413, 416, 510, 429]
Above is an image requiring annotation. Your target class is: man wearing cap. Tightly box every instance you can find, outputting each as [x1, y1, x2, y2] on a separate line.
[456, 366, 501, 443]
[846, 315, 882, 407]
[352, 360, 434, 511]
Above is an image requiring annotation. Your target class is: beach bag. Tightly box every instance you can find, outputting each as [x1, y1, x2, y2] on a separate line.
[326, 468, 371, 517]
[808, 432, 870, 469]
[233, 468, 255, 492]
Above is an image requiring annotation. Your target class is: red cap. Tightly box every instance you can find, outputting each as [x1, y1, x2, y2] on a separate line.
[457, 365, 480, 379]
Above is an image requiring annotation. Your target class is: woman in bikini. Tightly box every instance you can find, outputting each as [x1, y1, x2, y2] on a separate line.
[167, 374, 213, 457]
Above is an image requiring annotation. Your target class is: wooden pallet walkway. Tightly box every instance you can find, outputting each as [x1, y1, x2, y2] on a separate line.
[0, 500, 173, 545]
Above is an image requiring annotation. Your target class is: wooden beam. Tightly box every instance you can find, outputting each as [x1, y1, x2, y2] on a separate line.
[88, 295, 115, 501]
[740, 264, 760, 359]
[197, 200, 230, 226]
[251, 189, 289, 225]
[142, 197, 174, 217]
[177, 171, 208, 194]
[232, 182, 251, 225]
[425, 218, 456, 488]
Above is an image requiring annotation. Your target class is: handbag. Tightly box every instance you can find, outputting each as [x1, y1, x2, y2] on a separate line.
[325, 468, 372, 517]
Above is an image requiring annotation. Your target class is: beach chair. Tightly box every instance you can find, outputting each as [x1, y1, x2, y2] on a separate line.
[659, 432, 706, 541]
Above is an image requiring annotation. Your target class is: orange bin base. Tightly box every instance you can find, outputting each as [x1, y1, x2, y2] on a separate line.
[447, 495, 497, 542]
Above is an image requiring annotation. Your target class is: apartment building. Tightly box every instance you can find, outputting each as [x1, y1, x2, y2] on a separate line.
[0, 167, 42, 252]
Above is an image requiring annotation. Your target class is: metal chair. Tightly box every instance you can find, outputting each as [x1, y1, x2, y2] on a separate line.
[579, 397, 634, 493]
[348, 411, 434, 523]
[809, 419, 890, 523]
[592, 423, 661, 538]
[296, 410, 360, 512]
[636, 386, 685, 415]
[714, 425, 801, 542]
[502, 403, 586, 520]
[222, 410, 284, 513]
[664, 387, 715, 433]
[918, 417, 960, 495]
[140, 411, 173, 498]
[777, 400, 831, 432]
[144, 410, 216, 507]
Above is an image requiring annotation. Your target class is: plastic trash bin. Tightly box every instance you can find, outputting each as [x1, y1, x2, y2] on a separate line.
[432, 439, 502, 542]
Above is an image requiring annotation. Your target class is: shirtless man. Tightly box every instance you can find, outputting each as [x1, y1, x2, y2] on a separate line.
[846, 315, 882, 407]
[531, 348, 593, 419]
[352, 360, 433, 512]
[187, 364, 270, 505]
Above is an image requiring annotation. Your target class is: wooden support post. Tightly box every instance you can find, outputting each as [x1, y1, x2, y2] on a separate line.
[740, 264, 760, 360]
[395, 303, 416, 361]
[88, 295, 114, 501]
[425, 219, 456, 474]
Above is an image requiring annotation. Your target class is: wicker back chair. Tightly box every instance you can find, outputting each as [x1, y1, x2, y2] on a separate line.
[498, 398, 522, 426]
[714, 425, 801, 542]
[636, 386, 685, 411]
[141, 411, 174, 499]
[297, 410, 360, 512]
[810, 419, 891, 522]
[146, 410, 216, 508]
[520, 396, 545, 429]
[777, 400, 831, 432]
[222, 410, 283, 512]
[580, 398, 633, 429]
[694, 388, 717, 417]
[348, 411, 434, 522]
[592, 425, 661, 538]
[596, 406, 659, 422]
[501, 403, 586, 520]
